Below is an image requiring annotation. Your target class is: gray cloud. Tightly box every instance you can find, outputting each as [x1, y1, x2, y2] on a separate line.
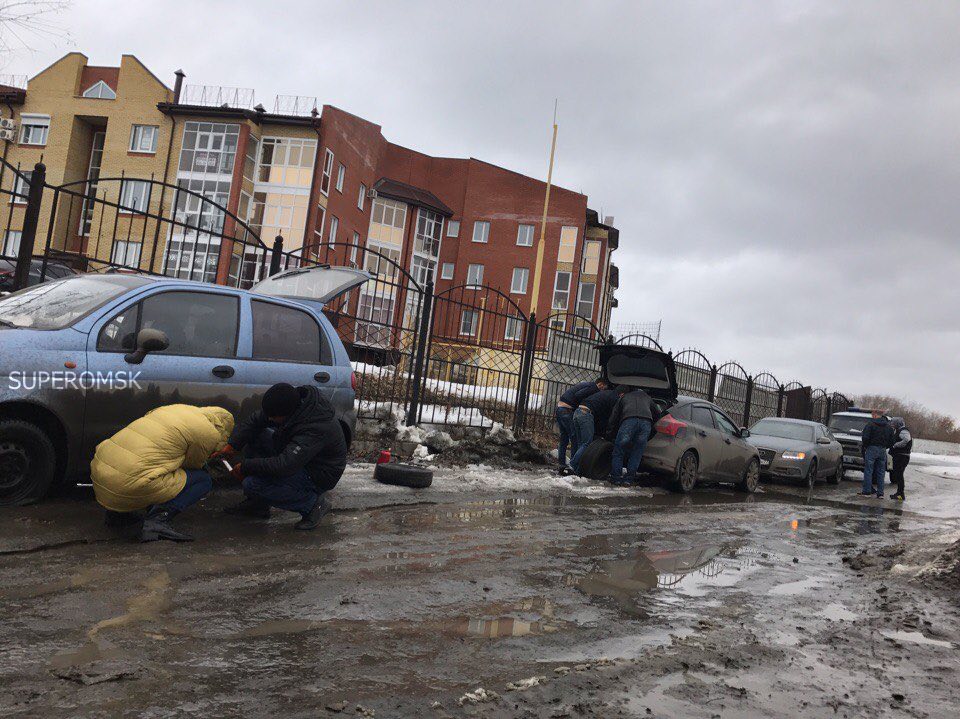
[10, 0, 959, 416]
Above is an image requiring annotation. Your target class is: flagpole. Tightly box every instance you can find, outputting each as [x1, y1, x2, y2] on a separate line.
[529, 100, 558, 316]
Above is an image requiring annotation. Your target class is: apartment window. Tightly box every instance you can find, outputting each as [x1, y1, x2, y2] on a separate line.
[328, 215, 338, 247]
[414, 208, 443, 258]
[129, 125, 158, 153]
[248, 191, 309, 246]
[553, 271, 571, 310]
[82, 81, 116, 100]
[504, 316, 523, 341]
[466, 263, 484, 286]
[368, 197, 407, 247]
[178, 122, 240, 176]
[351, 232, 360, 263]
[446, 220, 460, 238]
[582, 239, 601, 274]
[440, 262, 454, 280]
[516, 224, 534, 247]
[11, 171, 31, 204]
[358, 184, 366, 210]
[574, 326, 591, 339]
[3, 230, 21, 257]
[119, 180, 151, 213]
[577, 282, 596, 317]
[111, 240, 142, 267]
[472, 220, 489, 243]
[336, 163, 346, 192]
[460, 309, 478, 336]
[258, 137, 317, 188]
[510, 267, 529, 294]
[558, 225, 578, 263]
[19, 115, 49, 146]
[320, 149, 334, 195]
[244, 135, 260, 183]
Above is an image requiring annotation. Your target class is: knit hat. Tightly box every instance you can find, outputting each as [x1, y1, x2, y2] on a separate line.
[262, 383, 301, 418]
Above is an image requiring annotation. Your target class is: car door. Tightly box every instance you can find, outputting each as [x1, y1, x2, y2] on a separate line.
[712, 409, 755, 480]
[819, 424, 843, 476]
[83, 287, 250, 458]
[688, 404, 725, 480]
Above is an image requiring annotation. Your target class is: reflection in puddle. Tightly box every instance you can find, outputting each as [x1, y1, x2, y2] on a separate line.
[881, 630, 954, 648]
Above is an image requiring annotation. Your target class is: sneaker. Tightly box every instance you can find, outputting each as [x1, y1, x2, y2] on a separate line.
[876, 494, 884, 499]
[295, 495, 331, 531]
[556, 465, 572, 477]
[224, 498, 271, 519]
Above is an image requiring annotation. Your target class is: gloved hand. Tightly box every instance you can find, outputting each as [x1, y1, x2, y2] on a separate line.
[210, 444, 236, 460]
[229, 462, 245, 482]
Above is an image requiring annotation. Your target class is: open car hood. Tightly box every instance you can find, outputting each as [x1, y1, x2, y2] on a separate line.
[596, 344, 678, 404]
[251, 265, 371, 305]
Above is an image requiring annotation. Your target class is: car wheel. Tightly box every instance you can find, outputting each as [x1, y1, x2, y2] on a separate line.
[738, 458, 760, 493]
[668, 450, 698, 494]
[0, 419, 57, 506]
[575, 439, 613, 481]
[827, 460, 843, 485]
[374, 462, 433, 489]
[804, 459, 818, 489]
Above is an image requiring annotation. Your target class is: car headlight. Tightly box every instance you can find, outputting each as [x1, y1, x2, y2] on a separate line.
[781, 451, 806, 460]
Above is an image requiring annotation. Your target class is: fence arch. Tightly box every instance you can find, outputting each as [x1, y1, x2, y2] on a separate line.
[616, 333, 663, 350]
[748, 372, 781, 425]
[673, 349, 714, 400]
[811, 388, 829, 424]
[715, 361, 750, 424]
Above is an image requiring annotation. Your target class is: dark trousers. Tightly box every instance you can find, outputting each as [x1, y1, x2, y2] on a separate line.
[556, 406, 575, 466]
[891, 454, 910, 497]
[610, 418, 653, 479]
[162, 469, 213, 513]
[243, 428, 318, 515]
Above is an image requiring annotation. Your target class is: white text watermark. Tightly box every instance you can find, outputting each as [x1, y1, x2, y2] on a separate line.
[8, 371, 143, 391]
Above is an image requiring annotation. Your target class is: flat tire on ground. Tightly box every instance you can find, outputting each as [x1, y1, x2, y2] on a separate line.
[668, 450, 698, 494]
[374, 462, 433, 489]
[739, 457, 760, 494]
[575, 439, 613, 481]
[0, 419, 57, 506]
[827, 460, 843, 485]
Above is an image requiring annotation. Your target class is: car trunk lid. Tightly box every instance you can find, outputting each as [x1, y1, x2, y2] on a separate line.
[596, 344, 678, 405]
[250, 265, 371, 305]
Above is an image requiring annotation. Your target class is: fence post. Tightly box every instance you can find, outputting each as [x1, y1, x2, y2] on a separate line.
[777, 385, 785, 417]
[708, 365, 718, 402]
[269, 234, 284, 276]
[513, 311, 537, 431]
[742, 376, 754, 428]
[825, 395, 833, 423]
[13, 162, 46, 291]
[405, 280, 434, 427]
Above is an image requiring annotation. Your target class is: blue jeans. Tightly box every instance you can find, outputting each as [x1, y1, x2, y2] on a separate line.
[610, 418, 653, 479]
[862, 445, 886, 495]
[162, 469, 213, 513]
[556, 407, 575, 466]
[569, 409, 595, 472]
[243, 471, 318, 516]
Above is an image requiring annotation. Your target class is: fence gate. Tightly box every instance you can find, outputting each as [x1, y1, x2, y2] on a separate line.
[673, 349, 714, 401]
[714, 362, 750, 425]
[748, 372, 781, 425]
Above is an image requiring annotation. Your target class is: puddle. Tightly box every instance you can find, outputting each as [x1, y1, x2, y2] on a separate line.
[543, 625, 695, 662]
[767, 576, 823, 596]
[49, 640, 127, 669]
[881, 630, 954, 648]
[822, 603, 857, 621]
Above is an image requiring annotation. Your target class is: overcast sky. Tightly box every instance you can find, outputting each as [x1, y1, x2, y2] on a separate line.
[5, 1, 958, 418]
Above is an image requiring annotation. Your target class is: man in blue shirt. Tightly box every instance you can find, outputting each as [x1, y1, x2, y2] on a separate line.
[555, 377, 609, 474]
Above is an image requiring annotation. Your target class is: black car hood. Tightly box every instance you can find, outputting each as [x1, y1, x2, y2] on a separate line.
[596, 344, 678, 404]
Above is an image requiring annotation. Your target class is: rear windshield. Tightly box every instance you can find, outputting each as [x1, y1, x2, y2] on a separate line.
[751, 419, 814, 442]
[0, 276, 143, 330]
[606, 353, 671, 389]
[829, 415, 870, 434]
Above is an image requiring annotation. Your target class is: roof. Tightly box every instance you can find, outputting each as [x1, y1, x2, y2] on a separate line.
[372, 177, 453, 217]
[157, 102, 320, 127]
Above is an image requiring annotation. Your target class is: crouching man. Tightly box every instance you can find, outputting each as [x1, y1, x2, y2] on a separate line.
[220, 383, 347, 530]
[91, 405, 234, 542]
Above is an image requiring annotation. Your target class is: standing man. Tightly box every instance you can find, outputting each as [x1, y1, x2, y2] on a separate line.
[888, 417, 912, 501]
[555, 376, 609, 474]
[569, 384, 624, 474]
[859, 409, 893, 498]
[606, 387, 659, 486]
[220, 383, 347, 530]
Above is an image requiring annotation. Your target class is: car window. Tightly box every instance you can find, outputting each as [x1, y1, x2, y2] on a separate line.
[0, 276, 141, 329]
[98, 302, 141, 352]
[691, 405, 715, 428]
[140, 291, 239, 358]
[671, 403, 691, 420]
[251, 300, 326, 363]
[713, 411, 739, 436]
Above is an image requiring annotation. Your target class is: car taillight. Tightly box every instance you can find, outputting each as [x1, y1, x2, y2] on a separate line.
[351, 371, 358, 391]
[656, 414, 687, 437]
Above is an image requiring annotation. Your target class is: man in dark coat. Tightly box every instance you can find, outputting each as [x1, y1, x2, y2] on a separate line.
[888, 417, 912, 501]
[606, 387, 660, 485]
[555, 377, 609, 473]
[568, 385, 624, 474]
[859, 410, 893, 498]
[218, 383, 347, 530]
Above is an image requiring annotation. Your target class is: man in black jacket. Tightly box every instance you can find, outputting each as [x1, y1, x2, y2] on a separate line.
[568, 385, 624, 474]
[606, 387, 660, 485]
[556, 377, 609, 473]
[888, 417, 912, 501]
[219, 383, 347, 530]
[860, 410, 893, 498]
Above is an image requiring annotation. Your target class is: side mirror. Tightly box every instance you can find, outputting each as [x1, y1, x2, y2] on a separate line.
[817, 436, 832, 445]
[739, 428, 751, 438]
[124, 328, 169, 364]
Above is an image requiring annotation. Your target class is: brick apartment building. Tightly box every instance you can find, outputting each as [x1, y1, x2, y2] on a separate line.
[0, 53, 619, 342]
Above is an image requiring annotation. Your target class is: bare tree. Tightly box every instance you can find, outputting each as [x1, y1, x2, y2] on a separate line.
[0, 1, 71, 56]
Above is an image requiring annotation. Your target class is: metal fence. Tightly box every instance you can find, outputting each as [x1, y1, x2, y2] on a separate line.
[5, 159, 852, 441]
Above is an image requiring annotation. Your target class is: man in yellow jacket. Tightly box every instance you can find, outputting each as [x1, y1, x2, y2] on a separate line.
[91, 404, 234, 542]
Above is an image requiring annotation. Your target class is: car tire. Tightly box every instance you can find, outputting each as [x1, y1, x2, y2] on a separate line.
[738, 457, 760, 494]
[827, 461, 843, 485]
[575, 439, 613, 481]
[0, 419, 57, 506]
[668, 450, 698, 494]
[374, 462, 433, 489]
[804, 459, 818, 489]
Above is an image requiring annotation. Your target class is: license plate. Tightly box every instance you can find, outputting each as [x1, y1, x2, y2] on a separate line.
[760, 459, 770, 467]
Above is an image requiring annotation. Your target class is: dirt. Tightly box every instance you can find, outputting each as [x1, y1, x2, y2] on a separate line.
[2, 455, 960, 717]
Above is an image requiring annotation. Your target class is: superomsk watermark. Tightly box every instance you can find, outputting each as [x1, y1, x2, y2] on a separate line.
[7, 371, 143, 391]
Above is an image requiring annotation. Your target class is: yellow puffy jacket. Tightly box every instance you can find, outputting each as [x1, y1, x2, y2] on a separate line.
[91, 405, 234, 512]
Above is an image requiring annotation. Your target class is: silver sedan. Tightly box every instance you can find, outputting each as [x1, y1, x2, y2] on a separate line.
[747, 417, 844, 488]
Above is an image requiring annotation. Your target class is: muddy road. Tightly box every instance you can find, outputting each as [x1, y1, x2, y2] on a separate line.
[3, 454, 960, 718]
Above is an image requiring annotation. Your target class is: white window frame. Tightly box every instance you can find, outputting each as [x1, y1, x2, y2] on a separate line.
[460, 309, 478, 336]
[351, 232, 360, 264]
[18, 115, 49, 146]
[328, 215, 339, 247]
[335, 162, 345, 192]
[110, 240, 142, 266]
[472, 220, 489, 243]
[466, 263, 484, 286]
[358, 183, 366, 210]
[553, 271, 571, 310]
[510, 267, 529, 295]
[10, 171, 31, 204]
[3, 230, 21, 257]
[82, 80, 116, 100]
[440, 262, 454, 280]
[320, 148, 334, 195]
[577, 281, 596, 318]
[516, 224, 534, 247]
[129, 124, 159, 153]
[558, 225, 578, 262]
[118, 179, 151, 214]
[504, 315, 523, 341]
[446, 220, 460, 238]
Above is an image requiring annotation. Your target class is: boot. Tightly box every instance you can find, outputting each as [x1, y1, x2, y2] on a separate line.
[224, 497, 271, 519]
[295, 495, 331, 531]
[141, 507, 193, 543]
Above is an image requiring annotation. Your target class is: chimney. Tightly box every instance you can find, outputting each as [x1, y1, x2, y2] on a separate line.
[173, 69, 185, 104]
